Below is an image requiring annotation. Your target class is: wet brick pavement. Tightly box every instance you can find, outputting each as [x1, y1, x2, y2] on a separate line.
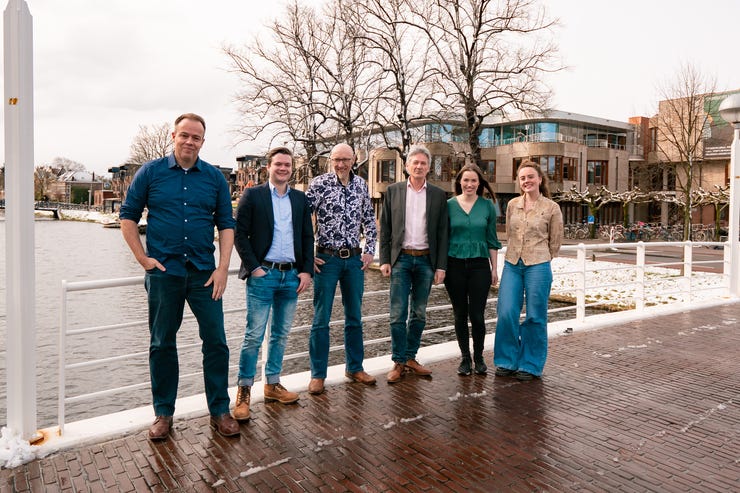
[2, 303, 739, 492]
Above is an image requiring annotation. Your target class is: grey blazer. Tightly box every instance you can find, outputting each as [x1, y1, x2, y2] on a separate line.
[379, 181, 449, 271]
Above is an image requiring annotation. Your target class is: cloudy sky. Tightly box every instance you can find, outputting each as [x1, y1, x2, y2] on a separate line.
[1, 0, 739, 176]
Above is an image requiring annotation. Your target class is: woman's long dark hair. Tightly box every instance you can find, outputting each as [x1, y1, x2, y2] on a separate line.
[454, 164, 496, 200]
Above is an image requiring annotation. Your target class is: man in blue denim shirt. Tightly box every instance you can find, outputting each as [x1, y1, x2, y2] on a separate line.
[120, 113, 239, 440]
[232, 147, 314, 422]
[305, 143, 378, 395]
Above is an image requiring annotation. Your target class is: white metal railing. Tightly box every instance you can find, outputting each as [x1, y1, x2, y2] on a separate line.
[56, 241, 732, 433]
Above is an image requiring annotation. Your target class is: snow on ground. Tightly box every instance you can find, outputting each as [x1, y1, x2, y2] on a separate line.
[56, 209, 119, 224]
[549, 255, 725, 309]
[0, 428, 40, 469]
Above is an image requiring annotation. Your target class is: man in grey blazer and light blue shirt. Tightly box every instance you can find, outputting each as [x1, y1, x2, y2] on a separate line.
[379, 145, 449, 383]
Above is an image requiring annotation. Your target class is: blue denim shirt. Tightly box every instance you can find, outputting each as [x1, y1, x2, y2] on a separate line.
[119, 154, 235, 277]
[264, 182, 296, 263]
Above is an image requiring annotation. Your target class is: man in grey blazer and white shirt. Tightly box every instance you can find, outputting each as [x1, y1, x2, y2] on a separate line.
[379, 145, 449, 383]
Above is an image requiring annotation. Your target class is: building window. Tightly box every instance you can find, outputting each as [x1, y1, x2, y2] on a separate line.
[587, 161, 608, 185]
[562, 157, 578, 181]
[377, 159, 396, 183]
[649, 127, 657, 152]
[482, 161, 495, 182]
[424, 123, 453, 143]
[512, 157, 524, 180]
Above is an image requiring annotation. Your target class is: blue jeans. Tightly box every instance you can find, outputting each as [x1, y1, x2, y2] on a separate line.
[145, 266, 230, 417]
[309, 253, 365, 378]
[237, 267, 299, 386]
[389, 253, 434, 363]
[494, 260, 553, 376]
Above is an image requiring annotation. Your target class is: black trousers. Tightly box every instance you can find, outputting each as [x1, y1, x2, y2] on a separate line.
[444, 257, 492, 359]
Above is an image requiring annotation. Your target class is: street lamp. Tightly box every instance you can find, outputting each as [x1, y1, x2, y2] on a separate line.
[719, 93, 740, 296]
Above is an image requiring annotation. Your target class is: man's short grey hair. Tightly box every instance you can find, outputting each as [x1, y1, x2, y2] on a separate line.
[406, 145, 431, 164]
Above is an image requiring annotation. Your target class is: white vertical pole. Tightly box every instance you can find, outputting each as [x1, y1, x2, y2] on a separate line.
[4, 0, 39, 441]
[728, 125, 740, 297]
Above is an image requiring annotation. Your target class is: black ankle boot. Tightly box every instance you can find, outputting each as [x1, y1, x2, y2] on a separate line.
[473, 356, 487, 375]
[457, 356, 472, 376]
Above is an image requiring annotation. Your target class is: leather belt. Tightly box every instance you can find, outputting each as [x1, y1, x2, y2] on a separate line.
[261, 261, 295, 271]
[401, 248, 430, 256]
[317, 246, 362, 259]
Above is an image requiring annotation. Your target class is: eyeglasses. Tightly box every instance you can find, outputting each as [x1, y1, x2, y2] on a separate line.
[330, 158, 353, 164]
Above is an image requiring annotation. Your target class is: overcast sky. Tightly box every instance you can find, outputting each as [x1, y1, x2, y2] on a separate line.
[1, 0, 739, 175]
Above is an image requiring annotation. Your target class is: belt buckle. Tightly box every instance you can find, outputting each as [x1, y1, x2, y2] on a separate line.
[338, 248, 351, 259]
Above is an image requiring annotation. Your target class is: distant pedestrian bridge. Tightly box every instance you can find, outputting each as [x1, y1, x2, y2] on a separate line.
[0, 200, 101, 218]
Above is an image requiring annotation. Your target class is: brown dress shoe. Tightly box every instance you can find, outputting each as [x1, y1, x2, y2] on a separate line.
[148, 415, 173, 441]
[345, 370, 377, 385]
[264, 383, 299, 404]
[386, 363, 405, 383]
[233, 385, 251, 422]
[405, 359, 432, 376]
[210, 413, 240, 437]
[308, 378, 325, 395]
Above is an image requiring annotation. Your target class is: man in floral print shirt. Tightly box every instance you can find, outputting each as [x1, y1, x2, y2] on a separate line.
[305, 143, 378, 395]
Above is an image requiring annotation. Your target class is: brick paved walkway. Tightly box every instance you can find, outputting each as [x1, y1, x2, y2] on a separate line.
[2, 303, 739, 492]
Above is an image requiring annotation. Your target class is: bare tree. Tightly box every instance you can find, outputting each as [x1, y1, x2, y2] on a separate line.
[410, 0, 558, 163]
[50, 157, 86, 173]
[653, 63, 717, 240]
[224, 0, 329, 177]
[555, 185, 621, 239]
[354, 0, 438, 163]
[309, 0, 384, 153]
[34, 165, 59, 200]
[128, 122, 173, 166]
[692, 185, 728, 240]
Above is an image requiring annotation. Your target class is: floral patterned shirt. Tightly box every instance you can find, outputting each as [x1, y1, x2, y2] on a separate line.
[306, 172, 377, 255]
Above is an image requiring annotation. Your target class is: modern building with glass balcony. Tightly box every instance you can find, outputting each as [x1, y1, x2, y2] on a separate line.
[363, 110, 641, 225]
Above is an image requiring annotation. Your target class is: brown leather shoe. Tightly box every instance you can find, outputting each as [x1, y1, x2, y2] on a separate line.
[345, 370, 377, 385]
[210, 413, 240, 437]
[233, 385, 251, 422]
[308, 378, 325, 395]
[148, 415, 173, 441]
[405, 359, 432, 376]
[386, 363, 405, 383]
[264, 383, 299, 404]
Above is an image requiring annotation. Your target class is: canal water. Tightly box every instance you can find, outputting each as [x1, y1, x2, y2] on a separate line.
[0, 219, 466, 428]
[0, 219, 585, 429]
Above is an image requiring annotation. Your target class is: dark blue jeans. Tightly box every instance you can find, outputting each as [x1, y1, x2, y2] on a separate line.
[145, 266, 230, 417]
[389, 253, 434, 363]
[309, 253, 365, 378]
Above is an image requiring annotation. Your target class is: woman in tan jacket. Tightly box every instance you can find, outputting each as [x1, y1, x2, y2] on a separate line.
[493, 160, 563, 381]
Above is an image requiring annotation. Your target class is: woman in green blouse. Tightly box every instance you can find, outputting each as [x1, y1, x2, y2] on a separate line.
[445, 164, 501, 375]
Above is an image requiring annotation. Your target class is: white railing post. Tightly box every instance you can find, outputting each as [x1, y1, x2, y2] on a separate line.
[683, 242, 693, 303]
[59, 281, 68, 435]
[576, 243, 586, 322]
[4, 0, 39, 442]
[636, 242, 646, 312]
[724, 241, 732, 297]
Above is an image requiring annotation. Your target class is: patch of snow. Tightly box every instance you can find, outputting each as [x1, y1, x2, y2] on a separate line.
[239, 457, 291, 478]
[0, 427, 38, 469]
[681, 399, 734, 433]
